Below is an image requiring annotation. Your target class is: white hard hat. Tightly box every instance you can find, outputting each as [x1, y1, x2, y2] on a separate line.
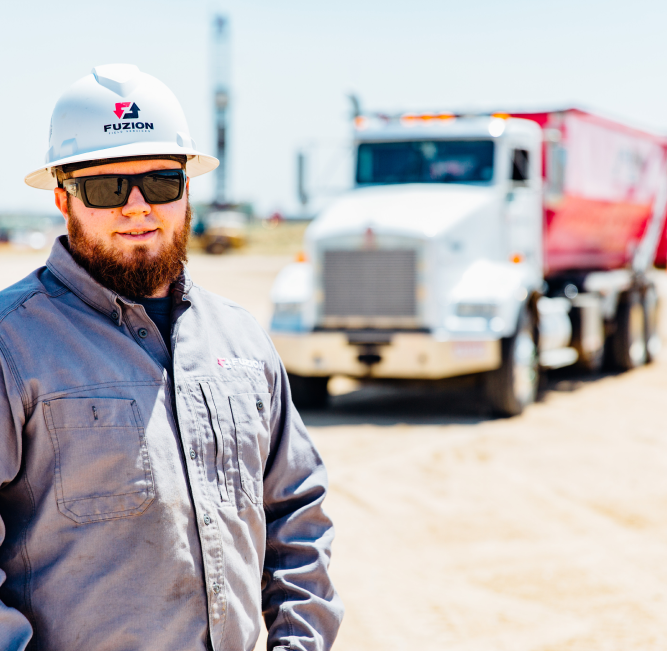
[25, 64, 219, 190]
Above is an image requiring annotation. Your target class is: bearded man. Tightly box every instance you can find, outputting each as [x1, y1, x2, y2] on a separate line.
[0, 64, 342, 651]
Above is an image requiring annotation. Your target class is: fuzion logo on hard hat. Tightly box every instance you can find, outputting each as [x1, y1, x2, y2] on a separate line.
[104, 102, 154, 134]
[113, 102, 140, 119]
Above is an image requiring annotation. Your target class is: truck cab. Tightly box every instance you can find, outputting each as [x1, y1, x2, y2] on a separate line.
[269, 112, 663, 414]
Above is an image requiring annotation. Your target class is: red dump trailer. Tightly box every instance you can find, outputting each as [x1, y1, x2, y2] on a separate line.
[512, 108, 667, 272]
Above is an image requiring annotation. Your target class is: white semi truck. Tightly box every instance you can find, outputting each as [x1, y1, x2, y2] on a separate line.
[269, 110, 667, 415]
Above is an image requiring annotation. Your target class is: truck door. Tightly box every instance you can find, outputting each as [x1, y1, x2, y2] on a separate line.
[504, 145, 543, 274]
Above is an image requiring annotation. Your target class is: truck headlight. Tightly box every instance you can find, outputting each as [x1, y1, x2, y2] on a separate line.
[455, 303, 499, 319]
[271, 303, 305, 332]
[445, 303, 505, 334]
[274, 302, 303, 315]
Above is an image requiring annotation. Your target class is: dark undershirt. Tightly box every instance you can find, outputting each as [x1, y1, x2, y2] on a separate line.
[134, 295, 173, 358]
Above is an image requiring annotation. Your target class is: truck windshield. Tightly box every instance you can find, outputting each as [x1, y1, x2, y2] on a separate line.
[356, 140, 495, 185]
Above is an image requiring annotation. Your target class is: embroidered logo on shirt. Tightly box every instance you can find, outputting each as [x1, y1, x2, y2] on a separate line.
[218, 357, 265, 371]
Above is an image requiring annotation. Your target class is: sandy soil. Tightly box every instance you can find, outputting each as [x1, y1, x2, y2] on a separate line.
[4, 250, 667, 650]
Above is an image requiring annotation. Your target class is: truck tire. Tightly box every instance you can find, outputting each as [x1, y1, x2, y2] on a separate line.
[485, 309, 539, 417]
[287, 373, 329, 410]
[643, 284, 660, 363]
[611, 290, 647, 370]
[206, 240, 229, 255]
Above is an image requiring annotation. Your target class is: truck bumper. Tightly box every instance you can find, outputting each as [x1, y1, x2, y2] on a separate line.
[271, 331, 501, 379]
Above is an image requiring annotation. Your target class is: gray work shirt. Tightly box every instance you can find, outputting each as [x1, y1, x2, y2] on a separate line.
[0, 237, 343, 651]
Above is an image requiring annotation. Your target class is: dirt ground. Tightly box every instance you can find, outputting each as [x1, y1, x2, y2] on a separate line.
[4, 248, 667, 650]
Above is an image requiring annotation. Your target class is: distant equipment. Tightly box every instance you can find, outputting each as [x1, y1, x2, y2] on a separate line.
[212, 15, 231, 205]
[200, 210, 247, 254]
[297, 150, 308, 212]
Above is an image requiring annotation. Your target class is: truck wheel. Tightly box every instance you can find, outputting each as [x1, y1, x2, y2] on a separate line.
[611, 290, 647, 370]
[206, 240, 229, 255]
[485, 309, 539, 417]
[643, 284, 660, 363]
[287, 373, 329, 410]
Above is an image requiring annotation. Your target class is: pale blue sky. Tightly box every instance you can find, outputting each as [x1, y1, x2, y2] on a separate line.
[2, 0, 667, 215]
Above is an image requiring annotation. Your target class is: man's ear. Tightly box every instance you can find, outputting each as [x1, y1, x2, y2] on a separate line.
[54, 188, 69, 224]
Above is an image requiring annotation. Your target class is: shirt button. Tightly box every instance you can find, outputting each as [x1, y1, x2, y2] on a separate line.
[111, 310, 118, 320]
[212, 582, 221, 594]
[189, 448, 196, 460]
[256, 400, 264, 411]
[203, 514, 211, 525]
[138, 327, 148, 338]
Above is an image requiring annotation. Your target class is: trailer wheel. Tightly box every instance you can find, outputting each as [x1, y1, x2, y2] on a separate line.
[485, 309, 539, 417]
[643, 284, 660, 363]
[287, 373, 330, 410]
[611, 290, 647, 370]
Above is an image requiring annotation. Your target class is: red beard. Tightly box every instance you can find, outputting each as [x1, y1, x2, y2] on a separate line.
[67, 197, 191, 298]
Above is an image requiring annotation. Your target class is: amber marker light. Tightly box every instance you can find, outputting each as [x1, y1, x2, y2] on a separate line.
[354, 116, 369, 130]
[295, 251, 308, 263]
[510, 253, 524, 264]
[400, 113, 455, 126]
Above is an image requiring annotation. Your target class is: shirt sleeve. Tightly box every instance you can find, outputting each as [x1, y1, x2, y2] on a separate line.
[0, 352, 34, 650]
[261, 345, 344, 651]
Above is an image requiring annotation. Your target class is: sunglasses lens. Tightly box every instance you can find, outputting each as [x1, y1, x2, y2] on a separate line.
[84, 177, 130, 208]
[142, 171, 183, 204]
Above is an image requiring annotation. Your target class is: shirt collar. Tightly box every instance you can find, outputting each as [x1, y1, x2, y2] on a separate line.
[46, 235, 193, 325]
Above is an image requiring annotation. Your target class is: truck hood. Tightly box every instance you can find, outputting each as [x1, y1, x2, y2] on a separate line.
[307, 184, 499, 241]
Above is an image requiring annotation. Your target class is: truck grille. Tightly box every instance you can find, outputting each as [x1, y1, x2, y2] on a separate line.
[322, 249, 417, 322]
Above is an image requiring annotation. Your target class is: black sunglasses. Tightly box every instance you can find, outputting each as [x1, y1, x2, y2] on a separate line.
[62, 169, 186, 209]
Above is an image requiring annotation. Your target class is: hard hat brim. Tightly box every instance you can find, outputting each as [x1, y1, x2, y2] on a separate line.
[25, 142, 219, 190]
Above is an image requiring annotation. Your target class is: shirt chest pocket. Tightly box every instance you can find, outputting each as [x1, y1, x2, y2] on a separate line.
[229, 392, 271, 505]
[43, 397, 155, 524]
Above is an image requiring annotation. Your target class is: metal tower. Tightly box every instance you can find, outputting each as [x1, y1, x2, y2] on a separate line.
[212, 15, 230, 206]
